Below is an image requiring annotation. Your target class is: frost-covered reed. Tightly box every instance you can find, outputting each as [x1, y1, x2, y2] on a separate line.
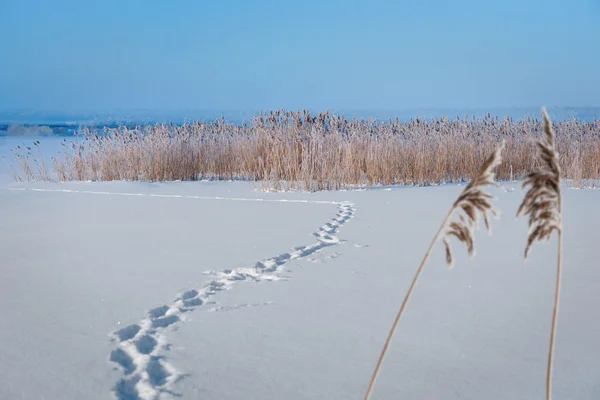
[13, 110, 600, 189]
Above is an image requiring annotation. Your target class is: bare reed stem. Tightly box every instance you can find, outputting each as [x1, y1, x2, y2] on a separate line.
[364, 143, 504, 400]
[546, 231, 562, 400]
[517, 107, 562, 400]
[363, 210, 452, 400]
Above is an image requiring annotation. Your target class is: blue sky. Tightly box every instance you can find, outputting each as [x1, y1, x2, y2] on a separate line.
[0, 0, 598, 112]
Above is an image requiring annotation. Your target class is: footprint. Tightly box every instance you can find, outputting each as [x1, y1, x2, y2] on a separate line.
[181, 290, 198, 300]
[135, 335, 157, 355]
[152, 315, 179, 329]
[148, 306, 169, 319]
[209, 281, 225, 291]
[110, 349, 135, 375]
[147, 357, 170, 387]
[274, 253, 291, 265]
[115, 325, 141, 342]
[183, 297, 203, 307]
[114, 376, 140, 400]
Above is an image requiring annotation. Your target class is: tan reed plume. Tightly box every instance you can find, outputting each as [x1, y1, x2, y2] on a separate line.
[364, 141, 505, 400]
[517, 107, 562, 400]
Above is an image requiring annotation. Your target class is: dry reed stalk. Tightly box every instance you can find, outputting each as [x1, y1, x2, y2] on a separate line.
[517, 107, 562, 400]
[363, 142, 505, 400]
[11, 110, 600, 188]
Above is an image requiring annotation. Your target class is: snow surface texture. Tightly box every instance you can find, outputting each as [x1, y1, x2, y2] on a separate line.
[0, 181, 341, 399]
[106, 198, 355, 400]
[1, 139, 599, 400]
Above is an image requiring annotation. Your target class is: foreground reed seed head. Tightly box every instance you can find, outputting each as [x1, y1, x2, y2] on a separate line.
[517, 107, 562, 258]
[442, 141, 505, 267]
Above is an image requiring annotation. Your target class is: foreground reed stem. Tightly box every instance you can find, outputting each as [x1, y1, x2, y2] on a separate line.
[364, 143, 504, 400]
[363, 210, 452, 400]
[516, 107, 563, 400]
[546, 230, 562, 400]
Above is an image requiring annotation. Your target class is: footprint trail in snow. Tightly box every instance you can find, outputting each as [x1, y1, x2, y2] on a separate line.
[108, 201, 356, 400]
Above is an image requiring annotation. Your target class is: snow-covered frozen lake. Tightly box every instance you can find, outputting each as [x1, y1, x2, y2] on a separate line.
[1, 138, 599, 400]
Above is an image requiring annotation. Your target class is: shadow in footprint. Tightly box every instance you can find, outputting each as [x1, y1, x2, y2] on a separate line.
[301, 242, 333, 257]
[135, 335, 157, 355]
[254, 261, 266, 270]
[147, 357, 170, 387]
[115, 325, 141, 342]
[181, 290, 198, 300]
[148, 306, 169, 319]
[152, 315, 179, 329]
[274, 253, 291, 265]
[183, 297, 203, 307]
[114, 376, 140, 400]
[110, 349, 135, 375]
[210, 281, 225, 291]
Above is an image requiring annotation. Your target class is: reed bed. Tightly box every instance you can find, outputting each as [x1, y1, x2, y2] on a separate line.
[13, 110, 600, 189]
